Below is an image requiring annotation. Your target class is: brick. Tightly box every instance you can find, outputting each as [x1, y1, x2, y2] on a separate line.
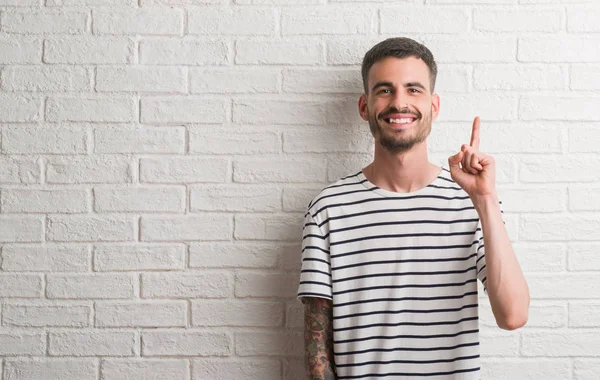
[570, 301, 600, 327]
[46, 156, 132, 184]
[574, 359, 600, 380]
[1, 10, 88, 34]
[0, 158, 38, 185]
[286, 301, 303, 329]
[235, 272, 299, 298]
[96, 67, 186, 93]
[234, 214, 303, 241]
[568, 7, 600, 32]
[520, 156, 600, 183]
[279, 243, 303, 272]
[94, 126, 185, 154]
[94, 8, 183, 35]
[142, 272, 232, 299]
[283, 359, 304, 380]
[521, 95, 600, 121]
[430, 123, 562, 154]
[0, 0, 38, 4]
[481, 359, 570, 380]
[188, 243, 280, 269]
[4, 359, 97, 380]
[474, 64, 565, 90]
[570, 125, 600, 153]
[2, 189, 88, 213]
[480, 331, 519, 356]
[434, 64, 470, 93]
[439, 94, 518, 121]
[0, 274, 43, 298]
[234, 157, 327, 183]
[141, 215, 231, 241]
[1, 244, 89, 272]
[0, 216, 43, 243]
[140, 38, 228, 65]
[189, 8, 275, 36]
[44, 37, 134, 64]
[474, 9, 562, 32]
[236, 0, 321, 3]
[140, 157, 229, 183]
[0, 37, 41, 64]
[190, 68, 278, 94]
[496, 187, 566, 213]
[327, 153, 372, 182]
[190, 185, 280, 212]
[382, 8, 468, 34]
[142, 330, 231, 356]
[569, 185, 600, 211]
[2, 303, 91, 327]
[2, 126, 87, 154]
[519, 37, 600, 62]
[46, 96, 136, 122]
[49, 331, 137, 356]
[95, 243, 185, 271]
[94, 186, 185, 212]
[283, 68, 361, 94]
[47, 215, 136, 242]
[1, 66, 90, 92]
[189, 127, 280, 155]
[424, 36, 516, 63]
[143, 0, 221, 3]
[48, 0, 136, 4]
[192, 359, 281, 380]
[101, 360, 189, 380]
[236, 332, 302, 356]
[0, 332, 45, 355]
[522, 331, 600, 356]
[283, 127, 372, 153]
[571, 65, 600, 90]
[511, 242, 566, 272]
[282, 8, 370, 35]
[191, 300, 283, 327]
[96, 301, 187, 327]
[141, 97, 227, 124]
[0, 95, 41, 122]
[326, 38, 380, 65]
[429, 0, 516, 2]
[283, 186, 323, 212]
[568, 243, 600, 271]
[520, 214, 600, 241]
[47, 274, 136, 299]
[236, 39, 323, 65]
[526, 274, 600, 299]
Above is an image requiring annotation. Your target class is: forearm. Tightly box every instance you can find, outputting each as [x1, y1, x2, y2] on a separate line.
[474, 194, 530, 330]
[303, 297, 337, 380]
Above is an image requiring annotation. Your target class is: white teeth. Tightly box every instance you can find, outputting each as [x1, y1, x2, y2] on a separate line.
[389, 118, 413, 124]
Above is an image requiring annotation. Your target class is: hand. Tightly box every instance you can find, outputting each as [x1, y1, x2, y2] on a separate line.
[448, 116, 497, 200]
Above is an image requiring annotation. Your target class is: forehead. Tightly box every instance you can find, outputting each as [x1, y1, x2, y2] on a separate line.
[367, 56, 430, 90]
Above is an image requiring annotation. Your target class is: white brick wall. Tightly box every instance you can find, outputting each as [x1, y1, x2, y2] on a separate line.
[0, 1, 598, 380]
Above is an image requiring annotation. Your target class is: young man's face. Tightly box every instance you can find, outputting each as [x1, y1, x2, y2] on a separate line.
[359, 56, 440, 154]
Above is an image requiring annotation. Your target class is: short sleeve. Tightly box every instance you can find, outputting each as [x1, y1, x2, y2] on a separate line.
[475, 200, 505, 296]
[297, 210, 332, 301]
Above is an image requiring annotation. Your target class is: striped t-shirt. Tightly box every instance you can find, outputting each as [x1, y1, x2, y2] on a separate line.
[297, 167, 500, 380]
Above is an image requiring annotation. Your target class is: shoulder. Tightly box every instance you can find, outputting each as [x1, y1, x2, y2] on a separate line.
[305, 170, 366, 215]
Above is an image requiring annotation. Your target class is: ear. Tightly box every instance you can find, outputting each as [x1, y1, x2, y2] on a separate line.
[431, 93, 440, 121]
[358, 93, 369, 121]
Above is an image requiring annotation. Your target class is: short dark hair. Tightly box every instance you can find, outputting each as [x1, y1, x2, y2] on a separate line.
[361, 37, 438, 94]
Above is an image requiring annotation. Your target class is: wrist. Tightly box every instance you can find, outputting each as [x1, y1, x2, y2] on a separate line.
[472, 193, 500, 215]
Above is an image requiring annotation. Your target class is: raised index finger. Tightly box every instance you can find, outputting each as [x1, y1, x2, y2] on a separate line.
[470, 116, 480, 150]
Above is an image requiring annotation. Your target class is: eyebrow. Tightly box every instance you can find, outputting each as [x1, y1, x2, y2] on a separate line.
[371, 81, 428, 92]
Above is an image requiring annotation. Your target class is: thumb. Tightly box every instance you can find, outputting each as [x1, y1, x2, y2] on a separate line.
[448, 151, 463, 173]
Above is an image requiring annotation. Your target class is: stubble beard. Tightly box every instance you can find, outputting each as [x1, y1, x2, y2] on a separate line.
[368, 110, 432, 154]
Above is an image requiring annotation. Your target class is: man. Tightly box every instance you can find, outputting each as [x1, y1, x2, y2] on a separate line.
[297, 37, 530, 380]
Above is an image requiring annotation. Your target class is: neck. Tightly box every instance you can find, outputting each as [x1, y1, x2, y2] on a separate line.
[364, 140, 440, 193]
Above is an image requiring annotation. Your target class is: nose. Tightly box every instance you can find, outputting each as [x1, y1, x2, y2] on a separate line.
[391, 91, 410, 110]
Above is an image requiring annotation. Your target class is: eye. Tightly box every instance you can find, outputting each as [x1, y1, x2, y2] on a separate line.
[378, 88, 391, 94]
[409, 88, 421, 94]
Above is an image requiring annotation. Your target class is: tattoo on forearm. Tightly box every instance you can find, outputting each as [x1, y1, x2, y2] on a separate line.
[303, 297, 336, 380]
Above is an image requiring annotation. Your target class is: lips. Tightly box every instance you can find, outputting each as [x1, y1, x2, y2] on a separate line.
[381, 113, 419, 126]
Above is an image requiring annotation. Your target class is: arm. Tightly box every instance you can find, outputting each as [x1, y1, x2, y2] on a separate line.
[302, 296, 336, 380]
[474, 194, 530, 330]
